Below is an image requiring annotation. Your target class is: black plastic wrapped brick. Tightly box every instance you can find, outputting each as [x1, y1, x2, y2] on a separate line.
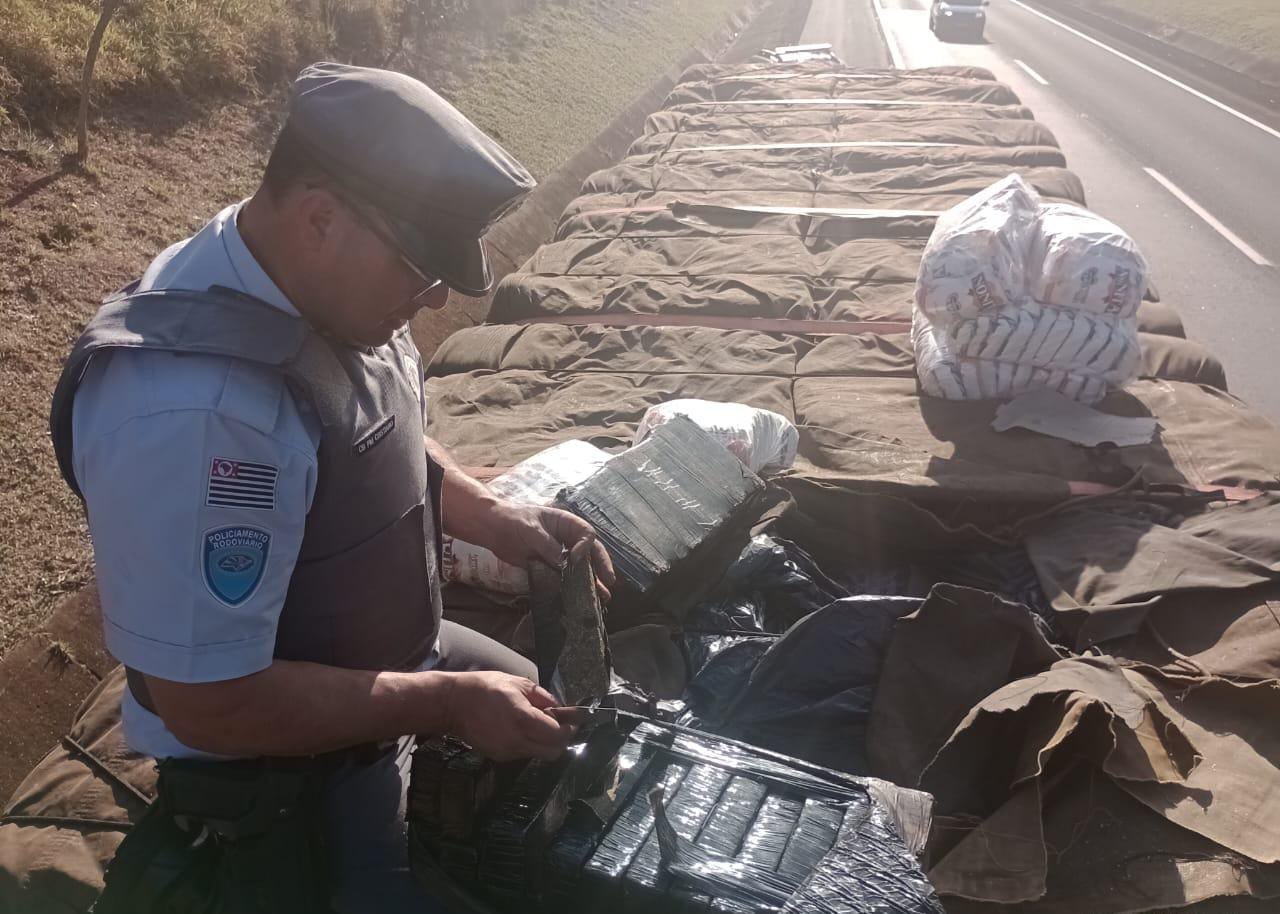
[479, 725, 628, 903]
[577, 760, 693, 907]
[624, 763, 732, 912]
[556, 415, 766, 622]
[780, 800, 945, 914]
[543, 737, 655, 908]
[705, 794, 805, 913]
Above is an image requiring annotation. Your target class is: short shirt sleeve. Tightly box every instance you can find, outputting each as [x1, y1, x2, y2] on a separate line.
[73, 349, 318, 683]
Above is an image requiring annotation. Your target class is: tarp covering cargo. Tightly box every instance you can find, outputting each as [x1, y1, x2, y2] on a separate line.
[580, 162, 1086, 202]
[422, 56, 1280, 914]
[5, 54, 1280, 914]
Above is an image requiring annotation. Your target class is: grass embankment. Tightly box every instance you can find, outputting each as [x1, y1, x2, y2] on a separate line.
[1105, 0, 1280, 63]
[0, 0, 747, 658]
[1, 0, 397, 128]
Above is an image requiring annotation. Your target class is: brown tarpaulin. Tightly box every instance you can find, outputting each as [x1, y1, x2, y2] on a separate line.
[580, 161, 1086, 202]
[917, 658, 1280, 906]
[0, 670, 153, 913]
[665, 73, 1022, 106]
[1022, 495, 1280, 645]
[642, 103, 1037, 134]
[623, 143, 1068, 169]
[628, 117, 1058, 153]
[429, 324, 1221, 388]
[489, 272, 1182, 335]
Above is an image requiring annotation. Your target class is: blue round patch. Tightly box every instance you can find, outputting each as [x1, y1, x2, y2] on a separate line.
[203, 525, 271, 606]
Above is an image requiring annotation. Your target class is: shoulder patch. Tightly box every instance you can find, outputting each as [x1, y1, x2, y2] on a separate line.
[207, 457, 278, 510]
[203, 525, 271, 606]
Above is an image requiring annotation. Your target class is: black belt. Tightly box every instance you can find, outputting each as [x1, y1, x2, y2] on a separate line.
[125, 666, 394, 771]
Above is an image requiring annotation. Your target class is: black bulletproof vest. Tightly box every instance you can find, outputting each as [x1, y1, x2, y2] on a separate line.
[50, 286, 443, 676]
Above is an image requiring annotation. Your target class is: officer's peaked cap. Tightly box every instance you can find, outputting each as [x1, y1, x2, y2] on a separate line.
[285, 61, 535, 296]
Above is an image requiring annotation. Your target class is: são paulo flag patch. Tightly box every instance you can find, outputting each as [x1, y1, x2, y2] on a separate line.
[206, 457, 278, 510]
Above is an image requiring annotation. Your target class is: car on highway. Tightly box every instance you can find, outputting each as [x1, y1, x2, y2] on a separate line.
[929, 0, 988, 41]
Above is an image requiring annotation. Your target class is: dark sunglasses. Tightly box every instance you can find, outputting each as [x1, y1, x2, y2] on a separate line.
[313, 183, 445, 305]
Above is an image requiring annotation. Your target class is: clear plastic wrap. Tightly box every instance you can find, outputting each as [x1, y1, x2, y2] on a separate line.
[557, 416, 766, 622]
[913, 176, 1147, 403]
[639, 729, 945, 914]
[778, 798, 945, 914]
[914, 173, 1038, 321]
[634, 399, 800, 474]
[649, 785, 797, 909]
[411, 711, 939, 914]
[914, 300, 1141, 404]
[487, 439, 612, 503]
[1031, 202, 1148, 318]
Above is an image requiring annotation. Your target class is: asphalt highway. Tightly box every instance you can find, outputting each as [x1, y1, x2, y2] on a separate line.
[805, 0, 1280, 418]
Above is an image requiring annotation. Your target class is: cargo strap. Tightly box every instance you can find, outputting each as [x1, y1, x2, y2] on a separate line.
[572, 203, 943, 220]
[516, 314, 913, 336]
[674, 140, 966, 153]
[681, 98, 999, 107]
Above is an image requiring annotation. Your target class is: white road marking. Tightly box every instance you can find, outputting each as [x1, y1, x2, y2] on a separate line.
[1007, 0, 1280, 143]
[871, 0, 906, 69]
[1014, 58, 1050, 85]
[1144, 167, 1271, 266]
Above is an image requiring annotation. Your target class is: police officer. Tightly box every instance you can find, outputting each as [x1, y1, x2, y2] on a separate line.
[50, 62, 615, 912]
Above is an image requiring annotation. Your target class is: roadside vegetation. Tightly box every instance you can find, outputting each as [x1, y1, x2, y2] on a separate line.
[0, 0, 495, 129]
[0, 0, 748, 659]
[1109, 0, 1280, 62]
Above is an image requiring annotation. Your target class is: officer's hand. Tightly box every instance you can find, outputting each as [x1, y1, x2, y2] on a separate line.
[443, 671, 577, 762]
[481, 502, 616, 603]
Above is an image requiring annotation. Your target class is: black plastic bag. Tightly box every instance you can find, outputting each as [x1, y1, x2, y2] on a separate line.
[681, 535, 853, 702]
[710, 596, 923, 774]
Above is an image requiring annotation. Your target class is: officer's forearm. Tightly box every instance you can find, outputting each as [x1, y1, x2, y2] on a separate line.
[424, 434, 505, 542]
[144, 660, 457, 757]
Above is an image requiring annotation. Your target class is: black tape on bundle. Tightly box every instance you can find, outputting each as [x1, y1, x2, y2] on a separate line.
[579, 760, 694, 907]
[556, 416, 766, 623]
[779, 800, 946, 914]
[649, 786, 797, 910]
[646, 769, 945, 914]
[544, 738, 653, 906]
[775, 798, 847, 883]
[625, 763, 732, 911]
[479, 724, 628, 902]
[412, 712, 939, 914]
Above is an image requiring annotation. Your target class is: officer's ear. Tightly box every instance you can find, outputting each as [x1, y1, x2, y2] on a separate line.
[292, 184, 352, 258]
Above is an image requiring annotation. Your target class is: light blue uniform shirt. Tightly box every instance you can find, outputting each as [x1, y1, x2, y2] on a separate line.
[72, 201, 322, 758]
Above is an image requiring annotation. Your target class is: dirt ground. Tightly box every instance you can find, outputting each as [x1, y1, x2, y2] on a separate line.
[0, 98, 281, 659]
[0, 0, 747, 664]
[0, 0, 775, 804]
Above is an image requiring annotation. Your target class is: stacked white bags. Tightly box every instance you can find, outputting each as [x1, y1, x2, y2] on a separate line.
[914, 175, 1146, 404]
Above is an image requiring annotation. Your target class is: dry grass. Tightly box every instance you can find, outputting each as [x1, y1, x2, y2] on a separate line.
[0, 100, 281, 656]
[1108, 0, 1280, 61]
[0, 0, 489, 129]
[0, 0, 753, 659]
[442, 0, 746, 177]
